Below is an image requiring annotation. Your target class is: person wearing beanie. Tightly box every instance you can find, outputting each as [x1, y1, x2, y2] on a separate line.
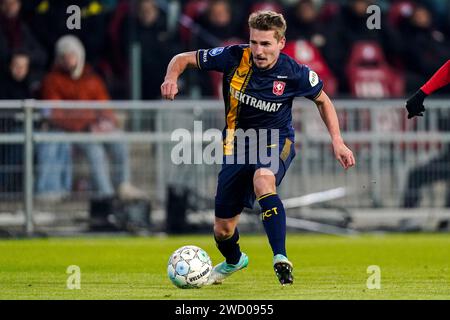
[37, 34, 145, 201]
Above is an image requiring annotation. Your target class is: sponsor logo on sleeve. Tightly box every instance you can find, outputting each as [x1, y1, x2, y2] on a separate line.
[209, 47, 224, 56]
[309, 70, 319, 87]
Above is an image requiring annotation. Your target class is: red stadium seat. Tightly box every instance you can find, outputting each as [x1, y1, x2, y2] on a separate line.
[346, 42, 407, 151]
[346, 41, 405, 98]
[388, 0, 415, 27]
[283, 40, 338, 97]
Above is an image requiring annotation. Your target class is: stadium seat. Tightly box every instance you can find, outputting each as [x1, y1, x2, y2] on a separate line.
[346, 41, 405, 98]
[345, 41, 407, 153]
[388, 0, 415, 27]
[283, 40, 338, 97]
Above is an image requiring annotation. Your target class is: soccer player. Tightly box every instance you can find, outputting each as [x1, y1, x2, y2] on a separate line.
[161, 11, 355, 285]
[403, 60, 450, 207]
[406, 60, 450, 118]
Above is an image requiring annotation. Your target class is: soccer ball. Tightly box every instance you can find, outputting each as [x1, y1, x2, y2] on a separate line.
[167, 245, 212, 289]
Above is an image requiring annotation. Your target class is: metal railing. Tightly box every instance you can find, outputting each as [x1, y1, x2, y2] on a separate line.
[1, 99, 450, 235]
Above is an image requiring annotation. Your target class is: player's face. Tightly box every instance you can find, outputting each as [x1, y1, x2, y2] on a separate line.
[249, 28, 285, 70]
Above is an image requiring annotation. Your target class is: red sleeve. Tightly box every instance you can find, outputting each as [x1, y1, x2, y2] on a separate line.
[421, 60, 450, 95]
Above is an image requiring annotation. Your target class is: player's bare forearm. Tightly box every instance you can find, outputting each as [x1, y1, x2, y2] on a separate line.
[314, 91, 356, 169]
[314, 91, 343, 143]
[164, 51, 198, 81]
[161, 51, 198, 100]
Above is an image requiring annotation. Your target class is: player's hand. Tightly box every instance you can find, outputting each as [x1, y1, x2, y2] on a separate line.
[161, 79, 178, 100]
[332, 140, 355, 170]
[406, 89, 427, 119]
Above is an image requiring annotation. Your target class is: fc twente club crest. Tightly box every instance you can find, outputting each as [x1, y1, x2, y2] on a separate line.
[273, 81, 286, 96]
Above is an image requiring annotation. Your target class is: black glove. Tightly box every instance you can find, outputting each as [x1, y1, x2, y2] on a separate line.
[406, 89, 427, 119]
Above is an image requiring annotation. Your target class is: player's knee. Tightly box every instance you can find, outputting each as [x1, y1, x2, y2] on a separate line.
[214, 224, 235, 240]
[253, 175, 275, 197]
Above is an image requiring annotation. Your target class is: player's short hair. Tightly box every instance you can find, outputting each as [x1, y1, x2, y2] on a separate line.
[248, 11, 287, 41]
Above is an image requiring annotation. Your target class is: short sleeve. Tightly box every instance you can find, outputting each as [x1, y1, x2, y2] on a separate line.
[196, 46, 236, 73]
[294, 64, 324, 100]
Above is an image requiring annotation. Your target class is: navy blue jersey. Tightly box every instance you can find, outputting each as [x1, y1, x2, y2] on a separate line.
[197, 45, 323, 136]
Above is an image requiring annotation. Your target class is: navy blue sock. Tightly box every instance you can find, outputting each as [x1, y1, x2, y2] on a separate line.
[258, 193, 287, 257]
[214, 229, 242, 265]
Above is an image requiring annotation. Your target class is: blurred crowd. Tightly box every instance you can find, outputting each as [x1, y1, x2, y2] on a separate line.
[1, 0, 450, 203]
[1, 0, 450, 101]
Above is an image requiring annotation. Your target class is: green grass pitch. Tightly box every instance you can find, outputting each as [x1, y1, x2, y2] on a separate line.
[0, 233, 449, 299]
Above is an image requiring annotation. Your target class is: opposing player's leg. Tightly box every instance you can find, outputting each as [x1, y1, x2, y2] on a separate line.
[254, 168, 293, 285]
[207, 214, 249, 285]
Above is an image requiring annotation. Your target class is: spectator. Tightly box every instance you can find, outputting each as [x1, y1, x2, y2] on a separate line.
[284, 0, 343, 88]
[285, 0, 327, 41]
[193, 0, 240, 49]
[39, 35, 145, 201]
[0, 0, 47, 77]
[400, 4, 450, 94]
[28, 0, 109, 70]
[119, 0, 178, 100]
[193, 0, 242, 97]
[0, 51, 34, 194]
[0, 50, 35, 99]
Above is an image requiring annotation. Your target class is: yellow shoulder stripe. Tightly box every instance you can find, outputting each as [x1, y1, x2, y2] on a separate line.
[224, 48, 253, 156]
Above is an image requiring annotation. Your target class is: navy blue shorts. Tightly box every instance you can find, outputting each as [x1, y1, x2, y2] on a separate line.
[215, 136, 296, 219]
